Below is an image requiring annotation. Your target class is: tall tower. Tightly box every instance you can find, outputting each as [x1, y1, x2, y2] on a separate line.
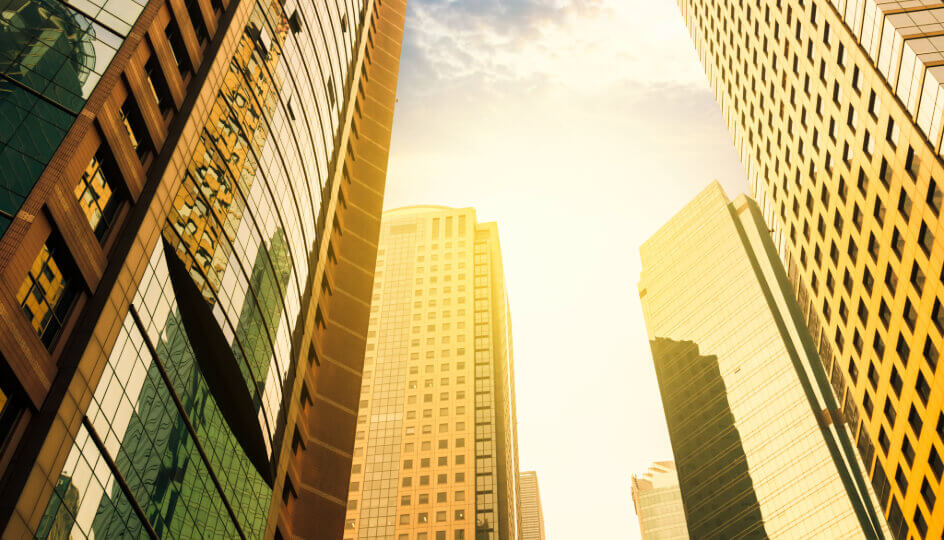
[631, 462, 688, 540]
[639, 182, 886, 538]
[518, 471, 546, 540]
[0, 0, 405, 537]
[676, 1, 944, 537]
[344, 206, 520, 540]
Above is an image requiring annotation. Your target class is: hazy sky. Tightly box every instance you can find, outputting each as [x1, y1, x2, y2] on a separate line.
[382, 1, 748, 537]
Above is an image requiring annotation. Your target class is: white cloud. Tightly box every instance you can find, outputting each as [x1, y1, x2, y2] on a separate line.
[404, 0, 708, 94]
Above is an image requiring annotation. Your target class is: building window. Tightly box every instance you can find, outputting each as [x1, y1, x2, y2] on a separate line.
[909, 405, 923, 437]
[16, 234, 80, 348]
[165, 19, 193, 77]
[918, 222, 934, 256]
[895, 465, 909, 493]
[921, 478, 936, 510]
[931, 447, 944, 480]
[144, 55, 175, 117]
[119, 96, 153, 161]
[925, 338, 939, 371]
[917, 372, 931, 405]
[185, 0, 210, 43]
[76, 147, 125, 241]
[929, 178, 942, 216]
[915, 507, 929, 537]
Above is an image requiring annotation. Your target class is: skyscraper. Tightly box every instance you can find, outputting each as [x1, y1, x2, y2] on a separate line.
[639, 182, 886, 538]
[519, 471, 546, 540]
[0, 0, 405, 537]
[631, 461, 687, 540]
[343, 206, 521, 540]
[675, 1, 944, 537]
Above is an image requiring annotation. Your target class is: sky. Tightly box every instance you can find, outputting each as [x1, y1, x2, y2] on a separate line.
[382, 0, 749, 537]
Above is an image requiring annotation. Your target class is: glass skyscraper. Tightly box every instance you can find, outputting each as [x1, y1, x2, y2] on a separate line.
[631, 462, 687, 540]
[518, 471, 545, 540]
[639, 182, 887, 538]
[675, 1, 944, 537]
[343, 206, 521, 540]
[0, 0, 406, 537]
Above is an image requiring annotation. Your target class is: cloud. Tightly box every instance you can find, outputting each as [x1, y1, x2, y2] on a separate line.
[400, 0, 708, 96]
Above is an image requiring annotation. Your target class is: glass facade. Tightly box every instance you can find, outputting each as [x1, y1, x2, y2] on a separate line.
[676, 0, 944, 537]
[631, 462, 687, 540]
[518, 471, 545, 540]
[345, 207, 520, 540]
[21, 0, 375, 536]
[0, 0, 134, 231]
[639, 183, 887, 538]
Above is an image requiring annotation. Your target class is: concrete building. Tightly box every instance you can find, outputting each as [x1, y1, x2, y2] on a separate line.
[0, 0, 405, 537]
[344, 206, 520, 540]
[631, 462, 687, 540]
[675, 1, 944, 537]
[519, 471, 546, 540]
[639, 182, 887, 538]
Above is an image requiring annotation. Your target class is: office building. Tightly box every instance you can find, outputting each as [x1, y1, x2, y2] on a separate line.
[676, 1, 944, 537]
[519, 471, 545, 540]
[0, 0, 405, 537]
[639, 182, 886, 538]
[343, 206, 520, 540]
[631, 461, 687, 540]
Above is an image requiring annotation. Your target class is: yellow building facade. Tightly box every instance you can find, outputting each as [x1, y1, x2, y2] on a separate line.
[676, 1, 944, 538]
[344, 206, 520, 540]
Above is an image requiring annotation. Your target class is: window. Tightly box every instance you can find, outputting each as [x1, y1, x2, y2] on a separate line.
[868, 90, 881, 117]
[904, 300, 917, 330]
[897, 334, 910, 364]
[909, 405, 923, 436]
[925, 338, 939, 371]
[917, 372, 931, 405]
[895, 465, 908, 493]
[879, 427, 891, 453]
[164, 19, 193, 77]
[144, 55, 175, 117]
[929, 178, 942, 216]
[919, 222, 934, 256]
[921, 478, 936, 510]
[75, 145, 125, 240]
[934, 299, 944, 333]
[915, 507, 928, 537]
[887, 118, 900, 147]
[16, 234, 81, 348]
[885, 398, 898, 426]
[184, 0, 210, 43]
[903, 436, 916, 466]
[119, 95, 153, 161]
[911, 264, 926, 294]
[906, 147, 921, 178]
[891, 367, 903, 396]
[931, 447, 944, 480]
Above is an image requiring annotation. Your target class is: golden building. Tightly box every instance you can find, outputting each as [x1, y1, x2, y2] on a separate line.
[639, 183, 887, 538]
[0, 0, 406, 536]
[676, 0, 944, 538]
[344, 206, 521, 540]
[631, 462, 688, 540]
[518, 471, 546, 540]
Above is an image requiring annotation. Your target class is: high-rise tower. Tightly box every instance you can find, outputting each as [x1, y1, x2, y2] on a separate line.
[518, 471, 546, 540]
[631, 462, 687, 540]
[343, 206, 520, 540]
[0, 0, 405, 536]
[639, 182, 886, 538]
[676, 1, 944, 537]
